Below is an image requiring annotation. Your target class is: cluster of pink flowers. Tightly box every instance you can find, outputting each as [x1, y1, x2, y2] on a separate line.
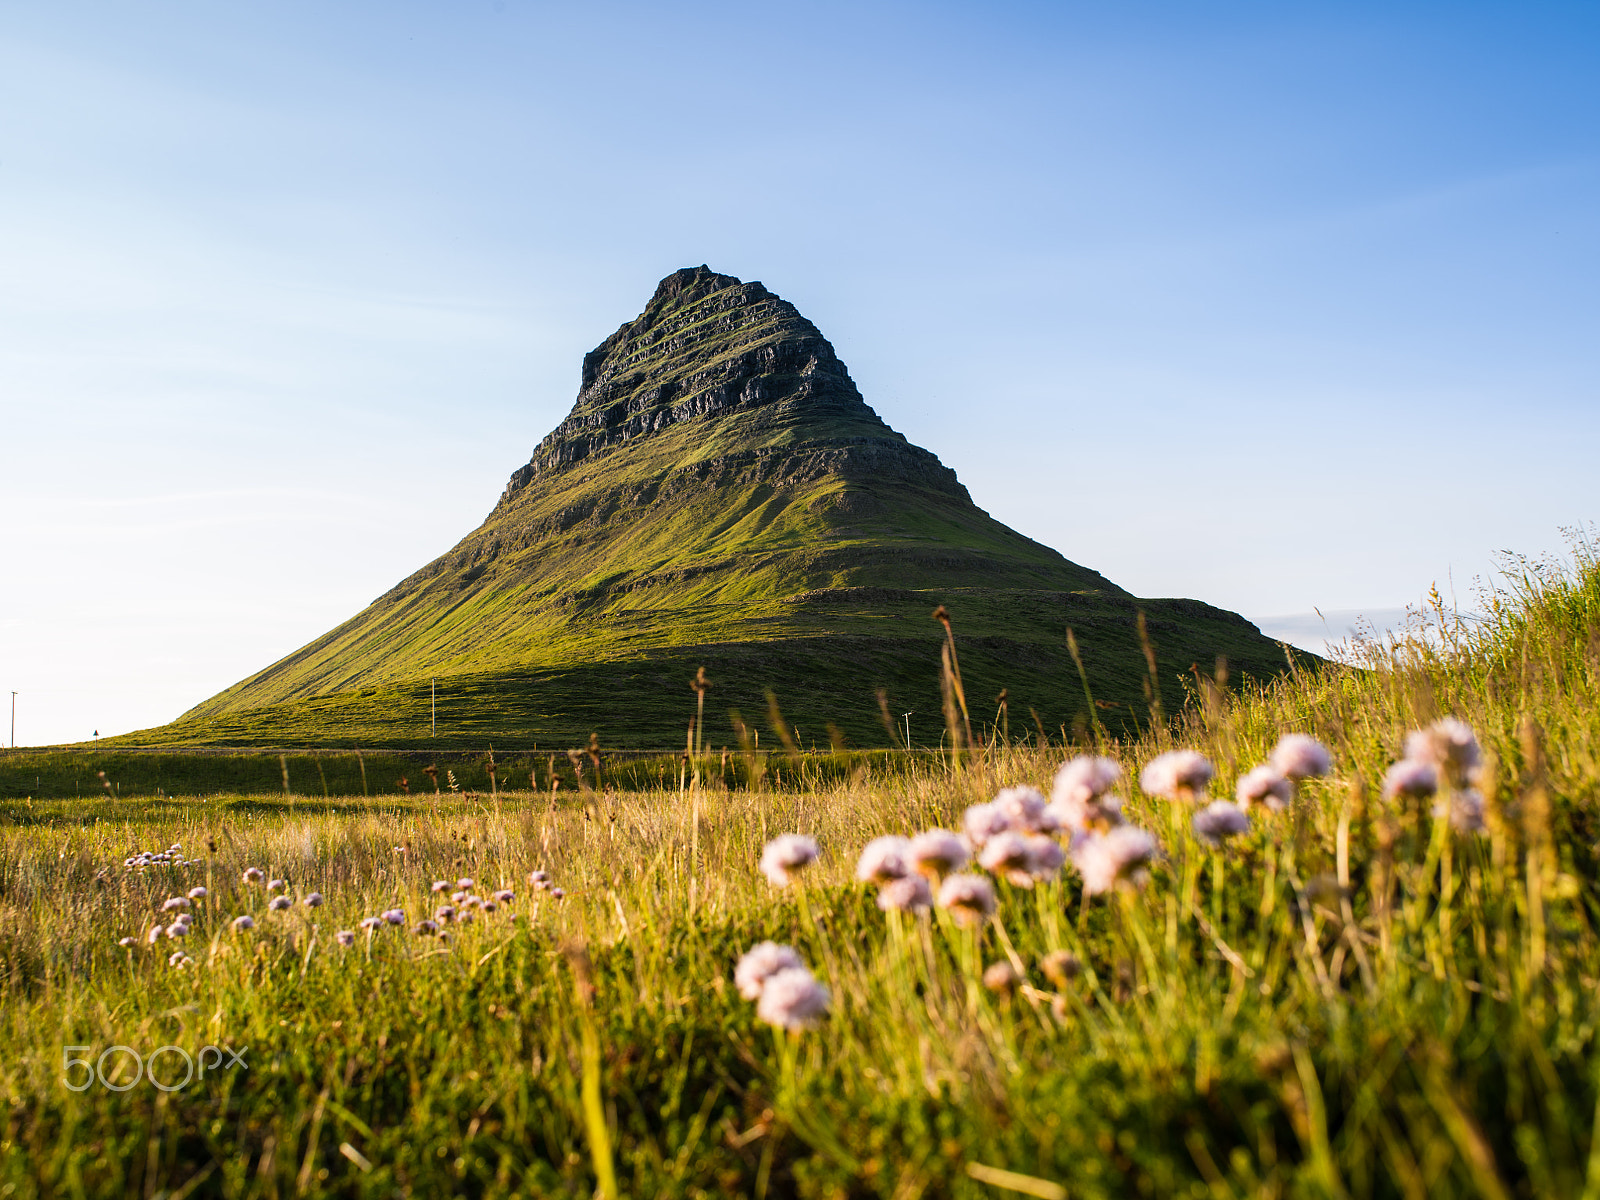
[734, 941, 831, 1031]
[1383, 717, 1487, 834]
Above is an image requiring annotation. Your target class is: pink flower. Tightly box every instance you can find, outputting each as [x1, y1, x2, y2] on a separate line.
[1071, 826, 1158, 895]
[1024, 835, 1065, 881]
[359, 916, 382, 930]
[1192, 800, 1251, 847]
[231, 915, 255, 932]
[493, 889, 515, 903]
[242, 867, 264, 884]
[166, 922, 188, 939]
[735, 941, 804, 1000]
[937, 874, 997, 926]
[1383, 759, 1438, 801]
[187, 887, 208, 900]
[1048, 756, 1123, 833]
[856, 836, 911, 883]
[335, 930, 356, 947]
[161, 897, 190, 912]
[907, 829, 968, 877]
[759, 835, 820, 887]
[962, 802, 1012, 848]
[303, 893, 323, 908]
[268, 896, 291, 912]
[1237, 765, 1293, 813]
[431, 880, 451, 893]
[993, 786, 1057, 834]
[381, 908, 405, 925]
[1405, 718, 1481, 785]
[876, 874, 933, 913]
[978, 832, 1035, 886]
[1270, 734, 1332, 780]
[1140, 751, 1213, 801]
[414, 920, 439, 936]
[756, 967, 831, 1031]
[1436, 789, 1487, 835]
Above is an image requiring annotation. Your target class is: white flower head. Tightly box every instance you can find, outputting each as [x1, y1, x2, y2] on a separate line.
[759, 834, 820, 887]
[907, 829, 968, 878]
[756, 967, 831, 1031]
[117, 936, 137, 948]
[146, 924, 165, 944]
[1071, 826, 1159, 895]
[1237, 765, 1294, 813]
[1192, 800, 1252, 848]
[457, 877, 475, 890]
[359, 916, 381, 930]
[1140, 751, 1213, 801]
[430, 880, 451, 893]
[1405, 718, 1482, 785]
[876, 874, 933, 913]
[855, 836, 911, 883]
[1270, 734, 1332, 780]
[231, 915, 255, 932]
[734, 941, 804, 1000]
[187, 887, 208, 900]
[937, 873, 997, 926]
[1383, 759, 1439, 802]
[962, 801, 1012, 848]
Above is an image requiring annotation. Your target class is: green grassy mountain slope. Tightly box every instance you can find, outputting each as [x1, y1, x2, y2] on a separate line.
[124, 266, 1298, 749]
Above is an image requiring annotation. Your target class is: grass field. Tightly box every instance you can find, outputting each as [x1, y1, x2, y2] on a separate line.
[2, 542, 1597, 1198]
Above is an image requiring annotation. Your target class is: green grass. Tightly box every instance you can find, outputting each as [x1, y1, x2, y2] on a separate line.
[2, 540, 1598, 1196]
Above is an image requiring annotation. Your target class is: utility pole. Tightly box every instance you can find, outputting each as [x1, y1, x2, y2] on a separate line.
[431, 678, 436, 737]
[902, 711, 913, 751]
[9, 692, 15, 748]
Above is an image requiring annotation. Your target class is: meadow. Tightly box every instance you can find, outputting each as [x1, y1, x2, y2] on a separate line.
[1, 543, 1597, 1198]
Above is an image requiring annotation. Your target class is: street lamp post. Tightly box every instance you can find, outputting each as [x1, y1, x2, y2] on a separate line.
[902, 711, 913, 751]
[9, 692, 16, 748]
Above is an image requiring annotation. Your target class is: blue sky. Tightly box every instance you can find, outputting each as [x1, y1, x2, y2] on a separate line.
[2, 2, 1596, 745]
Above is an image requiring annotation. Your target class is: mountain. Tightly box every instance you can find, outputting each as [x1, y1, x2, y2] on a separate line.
[127, 266, 1295, 749]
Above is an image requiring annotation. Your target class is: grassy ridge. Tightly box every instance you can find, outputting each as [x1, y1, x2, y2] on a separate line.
[1, 545, 1596, 1197]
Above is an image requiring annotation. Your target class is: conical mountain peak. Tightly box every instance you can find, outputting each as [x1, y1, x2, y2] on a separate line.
[508, 267, 891, 492]
[152, 268, 1296, 750]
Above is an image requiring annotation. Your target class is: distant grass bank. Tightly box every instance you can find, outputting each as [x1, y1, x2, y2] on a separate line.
[0, 746, 962, 804]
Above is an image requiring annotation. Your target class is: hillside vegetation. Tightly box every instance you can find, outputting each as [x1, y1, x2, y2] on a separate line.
[2, 539, 1596, 1197]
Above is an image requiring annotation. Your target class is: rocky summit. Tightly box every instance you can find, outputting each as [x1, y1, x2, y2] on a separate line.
[136, 266, 1297, 749]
